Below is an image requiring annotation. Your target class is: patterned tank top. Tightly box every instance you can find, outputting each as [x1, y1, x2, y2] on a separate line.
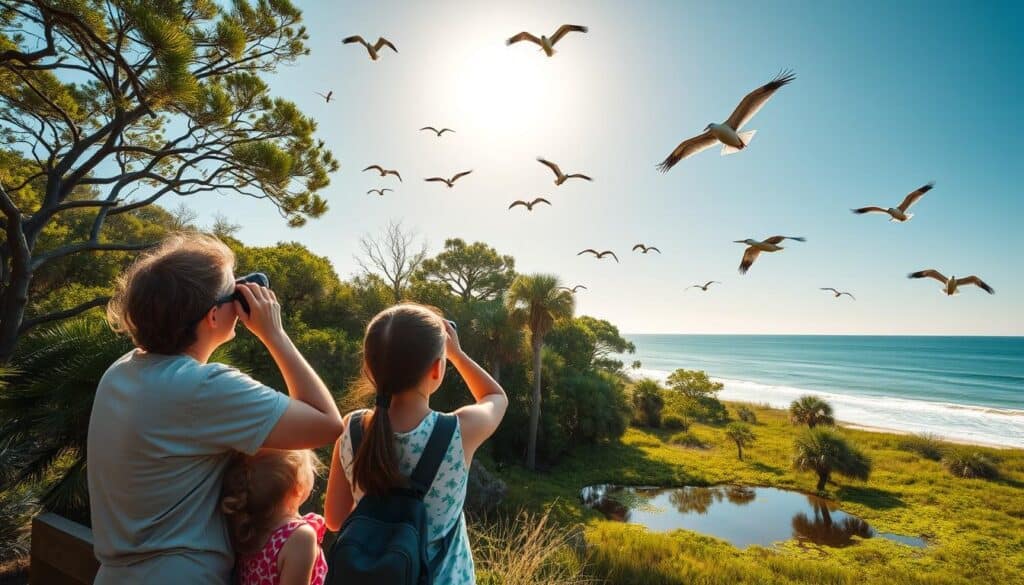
[236, 513, 328, 585]
[340, 409, 476, 584]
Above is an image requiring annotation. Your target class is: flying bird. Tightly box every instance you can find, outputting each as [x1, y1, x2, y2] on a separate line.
[362, 165, 402, 181]
[557, 285, 588, 293]
[342, 36, 398, 60]
[425, 170, 473, 188]
[508, 197, 551, 211]
[420, 126, 455, 136]
[734, 235, 805, 274]
[852, 182, 934, 222]
[367, 188, 392, 197]
[687, 281, 721, 291]
[577, 249, 619, 263]
[537, 158, 592, 186]
[820, 288, 855, 300]
[632, 244, 661, 254]
[657, 69, 796, 172]
[506, 25, 588, 57]
[908, 270, 994, 296]
[315, 90, 334, 103]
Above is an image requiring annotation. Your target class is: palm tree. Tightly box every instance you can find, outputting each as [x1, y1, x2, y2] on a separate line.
[792, 428, 872, 492]
[469, 300, 524, 384]
[724, 422, 756, 461]
[505, 274, 575, 470]
[789, 395, 835, 428]
[0, 317, 132, 521]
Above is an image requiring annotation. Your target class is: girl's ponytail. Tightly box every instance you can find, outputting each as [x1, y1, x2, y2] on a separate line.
[351, 304, 446, 496]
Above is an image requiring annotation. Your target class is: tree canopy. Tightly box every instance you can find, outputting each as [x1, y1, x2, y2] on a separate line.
[0, 0, 337, 361]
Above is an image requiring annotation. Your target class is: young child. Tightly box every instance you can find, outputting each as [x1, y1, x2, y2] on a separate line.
[324, 303, 508, 584]
[221, 449, 328, 585]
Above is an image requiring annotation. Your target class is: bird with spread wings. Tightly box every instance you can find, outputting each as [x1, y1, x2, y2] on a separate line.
[658, 70, 796, 172]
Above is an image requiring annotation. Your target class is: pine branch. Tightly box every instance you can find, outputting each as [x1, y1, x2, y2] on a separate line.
[17, 296, 110, 335]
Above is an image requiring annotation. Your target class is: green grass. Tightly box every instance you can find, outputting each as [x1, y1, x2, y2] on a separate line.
[488, 403, 1024, 585]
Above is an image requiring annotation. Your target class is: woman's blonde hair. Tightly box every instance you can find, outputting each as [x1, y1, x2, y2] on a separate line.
[220, 449, 321, 554]
[107, 232, 235, 354]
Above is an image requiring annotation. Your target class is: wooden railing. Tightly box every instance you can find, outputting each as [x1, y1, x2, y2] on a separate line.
[29, 513, 98, 585]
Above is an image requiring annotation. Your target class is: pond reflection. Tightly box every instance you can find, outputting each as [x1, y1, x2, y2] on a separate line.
[580, 484, 925, 549]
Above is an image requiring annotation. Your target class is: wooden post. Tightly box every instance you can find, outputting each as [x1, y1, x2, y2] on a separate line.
[29, 513, 98, 585]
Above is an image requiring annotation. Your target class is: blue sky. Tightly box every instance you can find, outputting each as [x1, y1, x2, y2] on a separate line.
[184, 0, 1023, 335]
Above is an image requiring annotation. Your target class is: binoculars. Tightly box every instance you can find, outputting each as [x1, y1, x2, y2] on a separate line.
[225, 272, 270, 315]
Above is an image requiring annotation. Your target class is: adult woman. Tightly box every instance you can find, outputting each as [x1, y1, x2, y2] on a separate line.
[87, 234, 343, 584]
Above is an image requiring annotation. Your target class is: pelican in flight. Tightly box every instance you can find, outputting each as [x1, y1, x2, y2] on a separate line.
[734, 235, 805, 274]
[315, 90, 334, 103]
[577, 249, 619, 263]
[362, 165, 402, 181]
[852, 182, 934, 222]
[342, 36, 398, 60]
[557, 285, 588, 294]
[509, 197, 551, 211]
[632, 243, 661, 254]
[687, 281, 721, 292]
[820, 288, 855, 300]
[425, 170, 473, 188]
[506, 25, 588, 57]
[536, 158, 592, 186]
[420, 126, 455, 137]
[367, 188, 392, 197]
[658, 70, 796, 172]
[908, 270, 994, 295]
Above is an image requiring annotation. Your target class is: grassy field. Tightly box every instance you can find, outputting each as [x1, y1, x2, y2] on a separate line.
[486, 403, 1024, 585]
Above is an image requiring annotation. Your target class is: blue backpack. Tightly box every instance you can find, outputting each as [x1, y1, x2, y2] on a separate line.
[326, 410, 459, 585]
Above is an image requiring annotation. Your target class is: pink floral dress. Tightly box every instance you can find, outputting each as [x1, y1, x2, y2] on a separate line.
[236, 513, 328, 585]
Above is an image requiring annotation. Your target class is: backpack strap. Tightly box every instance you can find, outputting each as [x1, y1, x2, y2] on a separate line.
[426, 515, 461, 575]
[408, 413, 457, 499]
[349, 410, 366, 455]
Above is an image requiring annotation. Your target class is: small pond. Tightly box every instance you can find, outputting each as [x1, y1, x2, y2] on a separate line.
[580, 484, 926, 549]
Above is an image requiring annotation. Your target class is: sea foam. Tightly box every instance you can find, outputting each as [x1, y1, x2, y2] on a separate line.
[632, 367, 1024, 448]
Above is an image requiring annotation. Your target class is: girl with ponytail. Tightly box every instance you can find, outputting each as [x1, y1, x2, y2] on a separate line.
[324, 303, 508, 584]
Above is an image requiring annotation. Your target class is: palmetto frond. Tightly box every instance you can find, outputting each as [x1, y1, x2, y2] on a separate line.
[0, 317, 132, 516]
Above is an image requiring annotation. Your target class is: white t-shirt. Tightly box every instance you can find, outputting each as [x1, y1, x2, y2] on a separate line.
[87, 349, 289, 584]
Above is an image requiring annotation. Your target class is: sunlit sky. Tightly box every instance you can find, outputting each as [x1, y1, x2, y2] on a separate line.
[182, 0, 1023, 335]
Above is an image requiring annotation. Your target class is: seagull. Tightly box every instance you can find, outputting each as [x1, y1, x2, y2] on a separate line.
[506, 25, 588, 57]
[734, 235, 805, 274]
[508, 197, 551, 211]
[908, 270, 994, 295]
[315, 90, 334, 103]
[577, 249, 619, 263]
[632, 244, 661, 254]
[557, 285, 588, 293]
[362, 165, 402, 181]
[420, 126, 455, 137]
[657, 69, 796, 172]
[342, 36, 398, 60]
[425, 170, 473, 188]
[367, 188, 392, 197]
[820, 288, 855, 300]
[852, 182, 934, 222]
[537, 158, 592, 186]
[687, 281, 721, 292]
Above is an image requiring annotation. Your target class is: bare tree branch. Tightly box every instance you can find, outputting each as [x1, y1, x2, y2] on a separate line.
[18, 295, 109, 334]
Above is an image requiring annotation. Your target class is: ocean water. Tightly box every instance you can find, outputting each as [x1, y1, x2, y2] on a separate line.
[622, 335, 1024, 448]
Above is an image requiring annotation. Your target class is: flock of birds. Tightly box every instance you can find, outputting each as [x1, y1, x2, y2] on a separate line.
[330, 23, 995, 301]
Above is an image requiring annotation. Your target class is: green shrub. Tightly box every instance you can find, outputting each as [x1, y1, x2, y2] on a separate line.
[897, 433, 945, 461]
[630, 378, 665, 428]
[735, 405, 757, 424]
[943, 451, 999, 479]
[664, 369, 729, 423]
[662, 414, 689, 431]
[670, 431, 707, 449]
[788, 395, 835, 428]
[793, 428, 871, 492]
